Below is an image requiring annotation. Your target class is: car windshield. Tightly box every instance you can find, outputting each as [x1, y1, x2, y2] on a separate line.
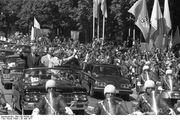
[6, 57, 25, 68]
[25, 68, 78, 82]
[93, 66, 119, 76]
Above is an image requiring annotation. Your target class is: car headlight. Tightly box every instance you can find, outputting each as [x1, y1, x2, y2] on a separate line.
[95, 81, 106, 87]
[177, 107, 180, 112]
[33, 95, 39, 102]
[73, 95, 79, 101]
[24, 95, 30, 102]
[79, 94, 88, 101]
[121, 84, 131, 89]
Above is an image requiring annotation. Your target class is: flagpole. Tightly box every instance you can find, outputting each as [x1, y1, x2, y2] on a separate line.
[93, 1, 95, 40]
[97, 7, 100, 42]
[93, 16, 95, 39]
[102, 15, 105, 46]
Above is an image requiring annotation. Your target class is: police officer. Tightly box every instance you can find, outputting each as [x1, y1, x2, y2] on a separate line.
[136, 80, 174, 115]
[32, 80, 73, 115]
[136, 65, 150, 94]
[0, 89, 12, 115]
[93, 84, 132, 115]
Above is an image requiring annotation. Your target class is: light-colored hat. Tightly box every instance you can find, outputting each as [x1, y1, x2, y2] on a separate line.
[166, 69, 173, 75]
[45, 79, 56, 90]
[143, 65, 149, 71]
[104, 84, 116, 95]
[144, 80, 155, 89]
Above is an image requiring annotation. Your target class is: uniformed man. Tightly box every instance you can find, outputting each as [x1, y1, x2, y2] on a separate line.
[0, 89, 12, 115]
[135, 80, 175, 115]
[93, 84, 134, 115]
[161, 69, 180, 91]
[32, 80, 73, 115]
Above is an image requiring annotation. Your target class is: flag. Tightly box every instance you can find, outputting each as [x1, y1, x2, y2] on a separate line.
[172, 26, 180, 48]
[31, 26, 35, 41]
[163, 0, 171, 34]
[150, 0, 164, 49]
[101, 0, 107, 18]
[128, 0, 150, 40]
[31, 18, 41, 41]
[93, 0, 101, 18]
[34, 17, 40, 29]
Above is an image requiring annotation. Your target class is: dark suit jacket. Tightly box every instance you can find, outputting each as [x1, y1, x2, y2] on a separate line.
[19, 53, 41, 69]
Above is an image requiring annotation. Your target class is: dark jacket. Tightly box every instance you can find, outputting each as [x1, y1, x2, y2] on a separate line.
[136, 92, 171, 115]
[36, 94, 67, 115]
[94, 99, 130, 115]
[19, 53, 41, 69]
[0, 90, 8, 115]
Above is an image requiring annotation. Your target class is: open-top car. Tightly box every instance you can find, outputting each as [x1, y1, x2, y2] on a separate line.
[82, 63, 133, 100]
[1, 54, 25, 89]
[12, 66, 88, 115]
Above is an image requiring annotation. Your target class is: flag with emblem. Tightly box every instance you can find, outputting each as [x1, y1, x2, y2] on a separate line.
[128, 0, 150, 40]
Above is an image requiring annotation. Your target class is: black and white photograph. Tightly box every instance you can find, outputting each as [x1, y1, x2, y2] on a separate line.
[0, 0, 180, 119]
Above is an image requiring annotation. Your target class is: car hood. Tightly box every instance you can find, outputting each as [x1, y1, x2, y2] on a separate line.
[25, 79, 86, 93]
[93, 75, 131, 88]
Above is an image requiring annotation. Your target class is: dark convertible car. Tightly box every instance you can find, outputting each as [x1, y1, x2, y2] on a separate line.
[12, 66, 88, 115]
[82, 63, 133, 99]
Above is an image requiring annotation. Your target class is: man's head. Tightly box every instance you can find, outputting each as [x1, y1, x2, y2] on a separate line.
[104, 84, 116, 100]
[143, 65, 150, 72]
[31, 46, 37, 54]
[45, 79, 56, 92]
[166, 69, 173, 80]
[144, 80, 155, 95]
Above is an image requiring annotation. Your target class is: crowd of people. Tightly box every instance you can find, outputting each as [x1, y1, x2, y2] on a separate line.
[1, 33, 180, 115]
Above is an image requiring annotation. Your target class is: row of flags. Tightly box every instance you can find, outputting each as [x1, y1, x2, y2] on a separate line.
[128, 0, 179, 51]
[93, 0, 107, 18]
[93, 0, 107, 45]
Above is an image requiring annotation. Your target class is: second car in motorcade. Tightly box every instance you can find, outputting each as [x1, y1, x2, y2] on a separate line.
[82, 63, 133, 99]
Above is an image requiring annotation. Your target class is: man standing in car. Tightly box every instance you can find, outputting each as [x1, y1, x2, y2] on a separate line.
[19, 45, 42, 69]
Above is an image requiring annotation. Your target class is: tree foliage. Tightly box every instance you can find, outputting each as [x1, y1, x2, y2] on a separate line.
[0, 0, 179, 43]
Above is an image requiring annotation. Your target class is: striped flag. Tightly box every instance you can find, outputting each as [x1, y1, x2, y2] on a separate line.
[101, 0, 107, 18]
[163, 0, 171, 34]
[128, 0, 150, 40]
[150, 0, 164, 49]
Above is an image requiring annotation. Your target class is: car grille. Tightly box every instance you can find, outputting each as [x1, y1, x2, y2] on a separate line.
[3, 69, 10, 74]
[62, 93, 73, 104]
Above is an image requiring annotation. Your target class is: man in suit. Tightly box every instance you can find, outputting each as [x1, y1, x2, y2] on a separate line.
[19, 45, 42, 69]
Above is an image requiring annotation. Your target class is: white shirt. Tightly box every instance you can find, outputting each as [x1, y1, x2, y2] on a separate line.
[41, 54, 51, 67]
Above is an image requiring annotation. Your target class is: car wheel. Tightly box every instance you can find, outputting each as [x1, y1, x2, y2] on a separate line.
[89, 85, 95, 97]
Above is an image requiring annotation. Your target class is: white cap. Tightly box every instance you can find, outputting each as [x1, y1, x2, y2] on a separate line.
[45, 79, 56, 90]
[144, 80, 155, 89]
[143, 65, 149, 71]
[166, 69, 173, 75]
[104, 84, 116, 95]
